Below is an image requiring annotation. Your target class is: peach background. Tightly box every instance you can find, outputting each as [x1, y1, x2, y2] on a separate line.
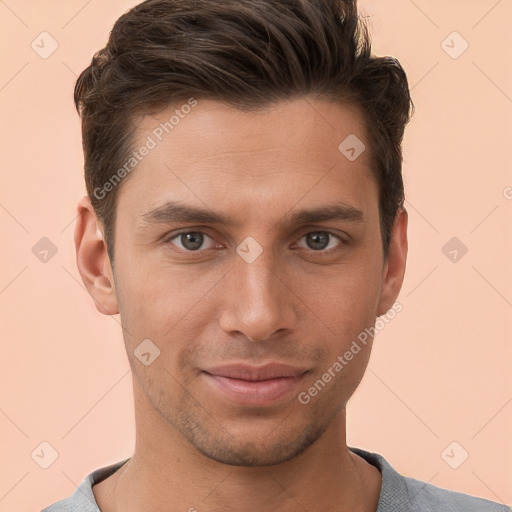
[1, 0, 511, 510]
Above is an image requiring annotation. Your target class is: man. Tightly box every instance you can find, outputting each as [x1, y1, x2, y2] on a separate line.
[42, 0, 510, 511]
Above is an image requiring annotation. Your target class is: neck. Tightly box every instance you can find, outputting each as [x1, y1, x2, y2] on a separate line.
[97, 378, 382, 512]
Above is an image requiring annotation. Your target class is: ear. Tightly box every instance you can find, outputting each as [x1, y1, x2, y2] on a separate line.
[74, 195, 118, 315]
[377, 207, 408, 317]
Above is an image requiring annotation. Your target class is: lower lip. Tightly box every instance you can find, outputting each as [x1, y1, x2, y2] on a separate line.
[202, 372, 307, 406]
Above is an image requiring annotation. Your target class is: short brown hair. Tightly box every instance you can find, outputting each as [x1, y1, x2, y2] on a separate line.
[74, 0, 413, 265]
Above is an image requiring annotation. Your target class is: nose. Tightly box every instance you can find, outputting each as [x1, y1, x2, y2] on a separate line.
[218, 251, 298, 342]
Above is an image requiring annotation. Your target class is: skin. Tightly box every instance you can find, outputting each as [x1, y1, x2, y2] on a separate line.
[75, 97, 408, 512]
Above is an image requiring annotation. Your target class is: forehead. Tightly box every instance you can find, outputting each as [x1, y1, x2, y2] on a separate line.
[117, 97, 377, 223]
[134, 97, 369, 164]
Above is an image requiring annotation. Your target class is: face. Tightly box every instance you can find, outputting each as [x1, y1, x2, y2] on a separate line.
[77, 97, 407, 467]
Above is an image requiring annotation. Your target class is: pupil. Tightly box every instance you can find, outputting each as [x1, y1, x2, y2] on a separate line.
[308, 232, 328, 250]
[182, 232, 203, 250]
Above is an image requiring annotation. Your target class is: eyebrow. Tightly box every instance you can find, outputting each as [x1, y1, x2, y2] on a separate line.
[139, 201, 364, 229]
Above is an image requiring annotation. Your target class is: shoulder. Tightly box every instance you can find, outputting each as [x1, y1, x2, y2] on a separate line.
[40, 458, 130, 512]
[40, 497, 78, 512]
[349, 447, 511, 512]
[403, 475, 511, 512]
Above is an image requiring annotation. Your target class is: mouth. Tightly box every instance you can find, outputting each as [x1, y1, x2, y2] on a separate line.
[201, 363, 309, 406]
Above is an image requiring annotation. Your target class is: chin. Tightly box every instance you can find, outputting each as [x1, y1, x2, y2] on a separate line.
[181, 413, 328, 467]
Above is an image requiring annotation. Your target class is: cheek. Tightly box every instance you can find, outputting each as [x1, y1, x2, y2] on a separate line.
[114, 260, 216, 363]
[292, 257, 382, 335]
[298, 340, 373, 416]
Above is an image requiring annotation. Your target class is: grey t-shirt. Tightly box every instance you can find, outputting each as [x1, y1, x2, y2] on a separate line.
[41, 447, 511, 511]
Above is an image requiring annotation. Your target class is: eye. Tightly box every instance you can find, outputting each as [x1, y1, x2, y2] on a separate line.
[164, 229, 344, 255]
[166, 231, 218, 252]
[295, 231, 343, 252]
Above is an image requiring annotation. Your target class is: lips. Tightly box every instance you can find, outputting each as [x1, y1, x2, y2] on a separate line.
[201, 363, 309, 406]
[203, 363, 309, 381]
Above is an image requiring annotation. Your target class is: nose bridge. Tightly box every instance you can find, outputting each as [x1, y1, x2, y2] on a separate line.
[239, 250, 278, 306]
[220, 240, 295, 342]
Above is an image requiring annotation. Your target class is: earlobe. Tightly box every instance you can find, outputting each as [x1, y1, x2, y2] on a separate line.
[74, 195, 119, 316]
[376, 207, 408, 317]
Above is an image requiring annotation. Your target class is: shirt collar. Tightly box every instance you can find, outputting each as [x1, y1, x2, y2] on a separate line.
[69, 448, 410, 512]
[349, 446, 412, 511]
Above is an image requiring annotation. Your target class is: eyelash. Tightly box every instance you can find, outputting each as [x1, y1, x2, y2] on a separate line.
[163, 229, 345, 256]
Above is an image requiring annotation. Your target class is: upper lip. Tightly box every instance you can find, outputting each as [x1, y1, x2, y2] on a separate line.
[203, 363, 309, 381]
